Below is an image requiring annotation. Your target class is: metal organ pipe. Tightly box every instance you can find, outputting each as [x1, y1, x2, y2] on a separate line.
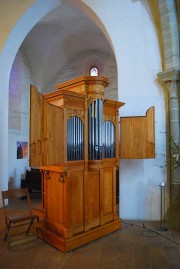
[67, 116, 84, 161]
[67, 102, 115, 161]
[111, 122, 115, 157]
[75, 116, 77, 160]
[104, 120, 115, 158]
[76, 117, 78, 159]
[67, 120, 70, 160]
[110, 121, 112, 157]
[72, 117, 76, 160]
[91, 101, 95, 160]
[88, 106, 92, 159]
[95, 100, 98, 160]
[99, 100, 103, 159]
[88, 99, 104, 160]
[80, 120, 83, 159]
[107, 120, 109, 157]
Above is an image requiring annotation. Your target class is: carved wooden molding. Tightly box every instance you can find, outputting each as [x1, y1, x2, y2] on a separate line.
[67, 108, 85, 122]
[44, 170, 51, 180]
[87, 97, 104, 107]
[58, 172, 67, 183]
[87, 92, 105, 101]
[89, 164, 104, 170]
[104, 114, 116, 125]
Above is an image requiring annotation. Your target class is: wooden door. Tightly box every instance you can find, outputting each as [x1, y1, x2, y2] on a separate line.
[120, 106, 155, 159]
[30, 85, 44, 166]
[45, 103, 64, 165]
[30, 85, 64, 166]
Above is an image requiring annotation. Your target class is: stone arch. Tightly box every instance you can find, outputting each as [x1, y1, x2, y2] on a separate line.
[0, 0, 116, 206]
[0, 0, 61, 205]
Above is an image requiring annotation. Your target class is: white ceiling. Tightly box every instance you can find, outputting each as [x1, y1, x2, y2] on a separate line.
[20, 2, 114, 91]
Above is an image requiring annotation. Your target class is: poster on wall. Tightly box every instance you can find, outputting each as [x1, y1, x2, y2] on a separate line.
[17, 141, 28, 159]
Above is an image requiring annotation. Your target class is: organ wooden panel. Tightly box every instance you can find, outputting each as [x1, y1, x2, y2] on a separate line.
[45, 103, 64, 165]
[30, 85, 44, 167]
[66, 170, 84, 235]
[30, 86, 64, 167]
[45, 170, 64, 230]
[84, 170, 100, 230]
[120, 106, 155, 159]
[41, 166, 84, 239]
[102, 167, 113, 215]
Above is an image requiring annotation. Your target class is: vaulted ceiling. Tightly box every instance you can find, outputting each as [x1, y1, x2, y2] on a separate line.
[20, 2, 114, 92]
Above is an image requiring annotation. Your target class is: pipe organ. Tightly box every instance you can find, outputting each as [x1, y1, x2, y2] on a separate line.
[30, 76, 155, 252]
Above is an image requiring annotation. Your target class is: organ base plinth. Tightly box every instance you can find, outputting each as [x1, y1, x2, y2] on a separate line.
[35, 219, 121, 252]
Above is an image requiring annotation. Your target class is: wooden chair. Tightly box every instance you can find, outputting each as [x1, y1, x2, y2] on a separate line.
[1, 188, 39, 247]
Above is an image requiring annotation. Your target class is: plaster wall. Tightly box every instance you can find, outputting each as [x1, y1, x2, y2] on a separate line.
[83, 0, 166, 220]
[118, 2, 166, 220]
[44, 50, 118, 100]
[8, 51, 31, 189]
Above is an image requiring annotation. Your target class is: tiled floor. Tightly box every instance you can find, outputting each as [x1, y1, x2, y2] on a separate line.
[0, 199, 180, 269]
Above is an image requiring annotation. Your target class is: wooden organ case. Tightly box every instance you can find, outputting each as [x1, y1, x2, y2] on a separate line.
[30, 76, 155, 252]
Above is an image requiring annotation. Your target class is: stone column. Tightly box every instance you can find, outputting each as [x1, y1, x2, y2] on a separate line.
[158, 69, 180, 209]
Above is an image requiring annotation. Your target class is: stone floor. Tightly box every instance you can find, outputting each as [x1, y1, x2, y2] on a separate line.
[0, 199, 180, 269]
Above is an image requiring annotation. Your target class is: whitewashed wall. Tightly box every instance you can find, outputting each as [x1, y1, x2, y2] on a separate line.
[83, 0, 166, 220]
[8, 51, 31, 188]
[117, 2, 166, 220]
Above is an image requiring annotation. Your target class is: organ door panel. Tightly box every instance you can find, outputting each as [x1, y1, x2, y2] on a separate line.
[120, 106, 155, 159]
[45, 103, 64, 165]
[30, 85, 44, 167]
[30, 85, 64, 166]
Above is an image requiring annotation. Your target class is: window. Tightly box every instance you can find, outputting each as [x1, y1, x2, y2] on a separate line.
[90, 66, 98, 76]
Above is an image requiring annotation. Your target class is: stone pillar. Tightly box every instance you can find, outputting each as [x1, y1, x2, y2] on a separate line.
[158, 69, 180, 210]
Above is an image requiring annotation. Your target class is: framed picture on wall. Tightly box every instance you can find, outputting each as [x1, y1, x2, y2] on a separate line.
[17, 141, 28, 159]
